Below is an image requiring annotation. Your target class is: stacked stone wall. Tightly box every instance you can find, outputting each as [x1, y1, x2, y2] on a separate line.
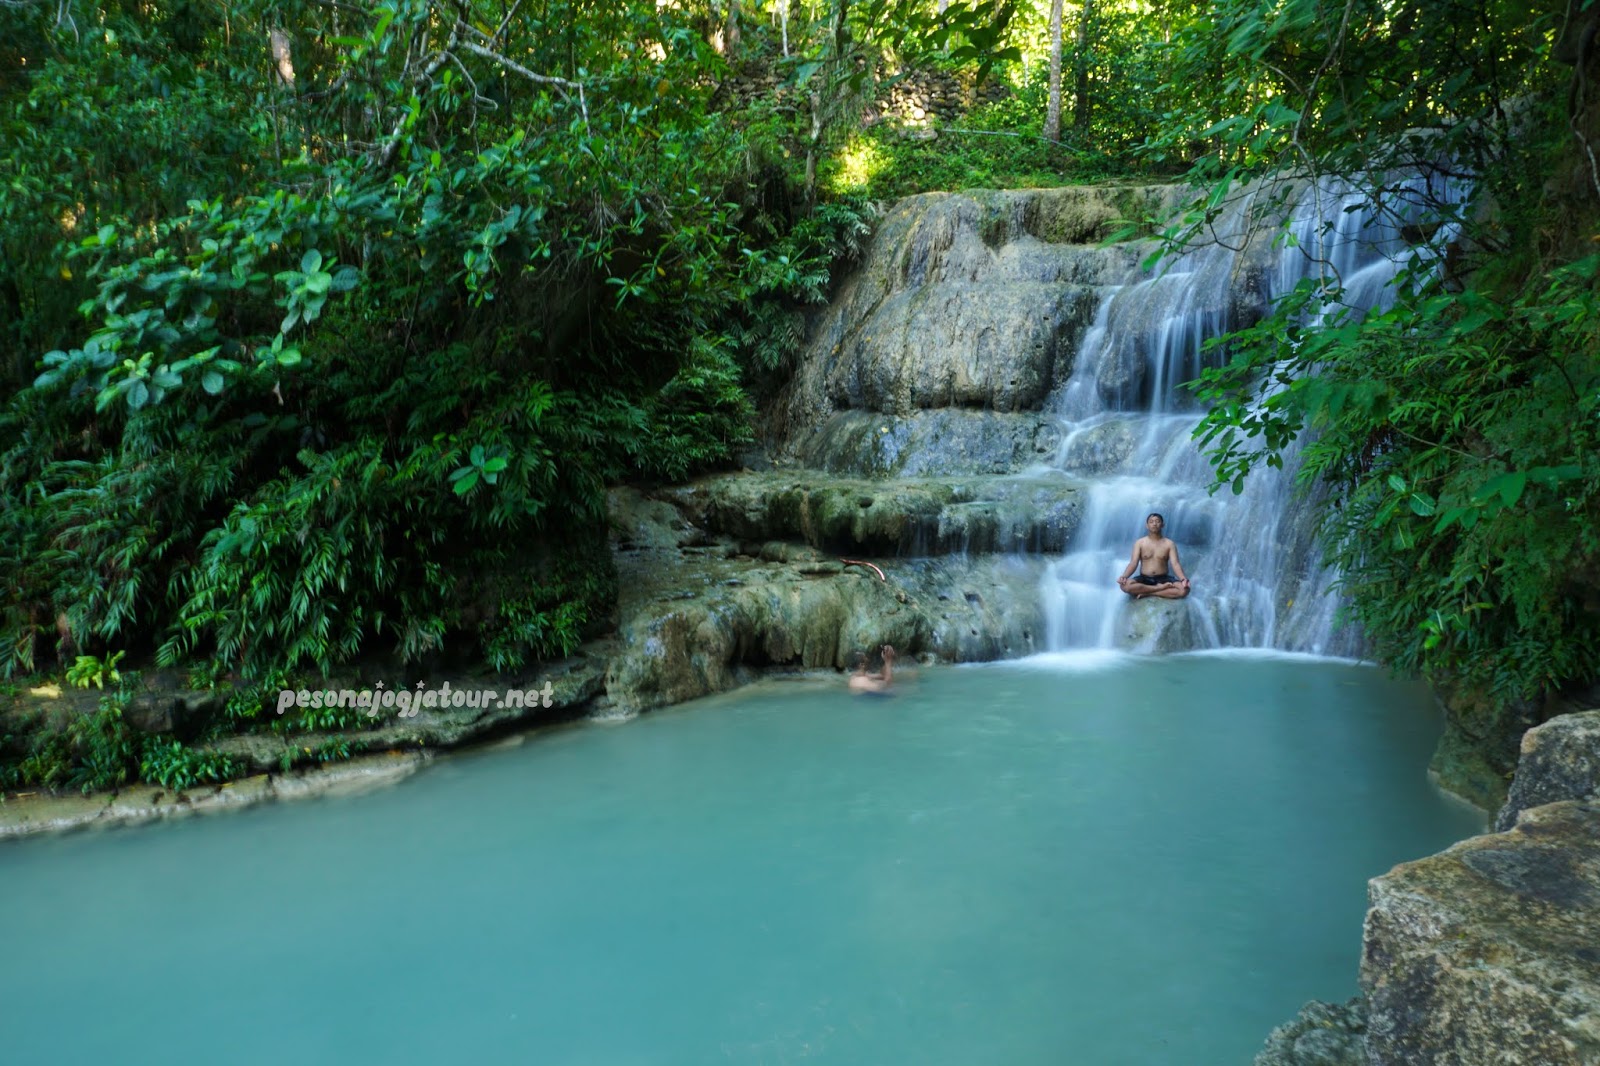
[711, 61, 1009, 133]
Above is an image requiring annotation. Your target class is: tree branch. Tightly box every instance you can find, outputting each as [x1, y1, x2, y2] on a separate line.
[455, 38, 589, 130]
[375, 18, 461, 168]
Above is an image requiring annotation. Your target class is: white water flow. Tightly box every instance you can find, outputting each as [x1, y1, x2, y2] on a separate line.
[1041, 175, 1466, 653]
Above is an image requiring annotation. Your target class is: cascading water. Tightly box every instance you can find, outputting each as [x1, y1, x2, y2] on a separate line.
[1040, 174, 1467, 655]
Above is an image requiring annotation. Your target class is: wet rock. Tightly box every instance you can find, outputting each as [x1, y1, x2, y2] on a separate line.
[661, 471, 1084, 556]
[1253, 998, 1367, 1066]
[609, 485, 704, 551]
[796, 409, 1060, 478]
[778, 187, 1189, 451]
[607, 544, 1049, 712]
[123, 688, 226, 740]
[1430, 679, 1544, 811]
[822, 282, 1097, 414]
[1056, 419, 1138, 476]
[0, 755, 429, 839]
[1114, 595, 1207, 653]
[1495, 709, 1600, 830]
[1095, 334, 1147, 408]
[1361, 798, 1600, 1065]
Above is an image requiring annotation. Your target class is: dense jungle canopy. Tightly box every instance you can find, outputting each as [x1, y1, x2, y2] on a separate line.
[1, 0, 1597, 789]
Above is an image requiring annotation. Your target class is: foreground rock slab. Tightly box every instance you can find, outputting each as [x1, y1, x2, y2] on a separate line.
[1361, 797, 1600, 1064]
[0, 753, 429, 841]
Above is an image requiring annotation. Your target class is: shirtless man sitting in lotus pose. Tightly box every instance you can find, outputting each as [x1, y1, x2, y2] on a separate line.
[1117, 513, 1191, 599]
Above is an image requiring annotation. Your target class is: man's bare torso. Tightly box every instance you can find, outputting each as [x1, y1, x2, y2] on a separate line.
[1135, 535, 1176, 576]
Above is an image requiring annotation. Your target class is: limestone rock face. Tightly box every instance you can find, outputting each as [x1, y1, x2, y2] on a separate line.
[796, 409, 1061, 478]
[820, 282, 1097, 414]
[1056, 418, 1139, 477]
[606, 548, 1049, 713]
[123, 685, 226, 739]
[606, 483, 1050, 712]
[1095, 333, 1148, 408]
[778, 187, 1188, 468]
[1430, 680, 1545, 812]
[1495, 709, 1600, 831]
[664, 471, 1084, 556]
[1360, 798, 1600, 1065]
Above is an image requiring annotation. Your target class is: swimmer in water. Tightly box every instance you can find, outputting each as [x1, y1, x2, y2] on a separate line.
[848, 645, 896, 694]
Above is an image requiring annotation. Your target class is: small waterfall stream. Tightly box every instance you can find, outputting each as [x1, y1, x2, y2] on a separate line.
[1040, 175, 1465, 655]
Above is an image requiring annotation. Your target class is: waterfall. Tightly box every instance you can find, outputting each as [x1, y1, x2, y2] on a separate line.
[1040, 173, 1467, 655]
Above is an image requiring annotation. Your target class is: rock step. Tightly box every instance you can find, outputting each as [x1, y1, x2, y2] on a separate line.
[661, 471, 1085, 556]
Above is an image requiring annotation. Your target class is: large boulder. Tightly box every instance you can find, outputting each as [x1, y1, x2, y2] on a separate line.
[1360, 798, 1600, 1065]
[1495, 709, 1600, 830]
[1115, 594, 1209, 653]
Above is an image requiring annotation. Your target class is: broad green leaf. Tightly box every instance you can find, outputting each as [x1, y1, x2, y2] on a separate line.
[1475, 472, 1526, 507]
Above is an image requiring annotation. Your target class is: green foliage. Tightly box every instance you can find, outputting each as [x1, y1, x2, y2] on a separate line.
[274, 701, 375, 735]
[310, 737, 354, 764]
[276, 736, 355, 773]
[5, 698, 138, 794]
[0, 0, 908, 682]
[66, 651, 125, 690]
[1144, 0, 1561, 246]
[1160, 0, 1600, 705]
[1191, 234, 1600, 702]
[184, 659, 230, 692]
[222, 669, 291, 726]
[139, 738, 238, 791]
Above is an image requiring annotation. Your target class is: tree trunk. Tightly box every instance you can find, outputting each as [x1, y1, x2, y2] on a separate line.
[725, 0, 741, 58]
[1043, 0, 1064, 141]
[806, 90, 823, 202]
[1073, 0, 1093, 134]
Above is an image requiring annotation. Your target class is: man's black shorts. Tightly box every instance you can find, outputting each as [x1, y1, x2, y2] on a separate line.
[1132, 574, 1178, 586]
